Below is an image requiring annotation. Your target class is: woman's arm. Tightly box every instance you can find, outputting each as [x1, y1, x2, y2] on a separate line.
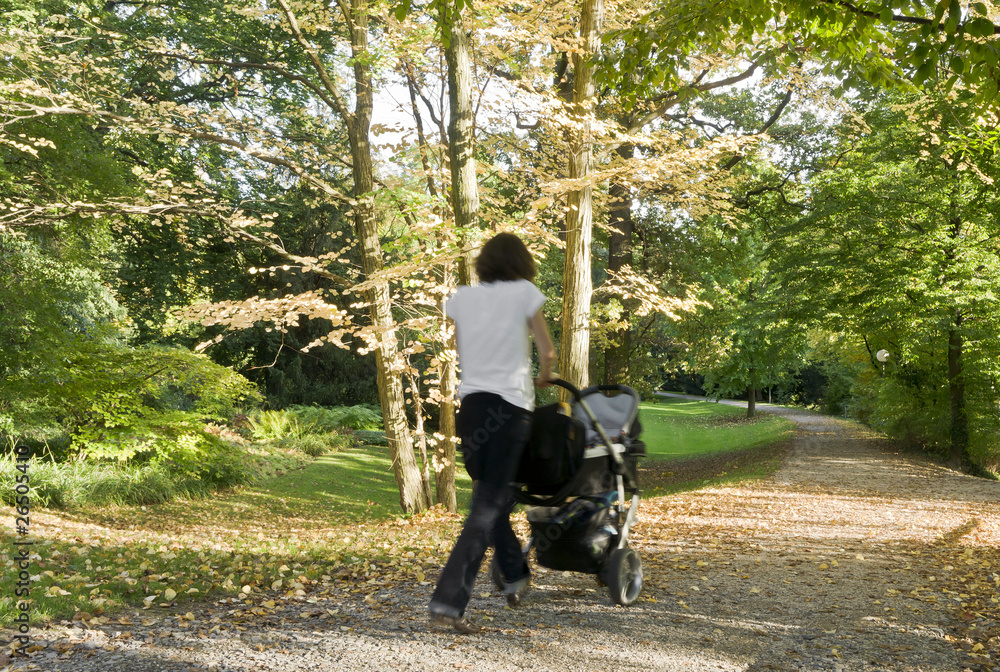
[528, 308, 556, 387]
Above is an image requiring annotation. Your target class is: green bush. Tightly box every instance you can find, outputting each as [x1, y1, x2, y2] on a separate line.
[0, 434, 314, 509]
[859, 370, 1000, 474]
[865, 375, 949, 453]
[247, 410, 311, 441]
[278, 431, 355, 457]
[964, 385, 1000, 474]
[286, 404, 383, 431]
[353, 429, 388, 446]
[248, 405, 383, 444]
[5, 341, 261, 477]
[0, 233, 265, 485]
[1, 456, 204, 508]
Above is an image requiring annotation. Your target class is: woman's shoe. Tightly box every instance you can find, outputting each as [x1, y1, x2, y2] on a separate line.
[430, 612, 483, 634]
[504, 576, 531, 607]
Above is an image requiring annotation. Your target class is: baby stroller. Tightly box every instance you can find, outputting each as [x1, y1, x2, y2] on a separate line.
[493, 379, 646, 606]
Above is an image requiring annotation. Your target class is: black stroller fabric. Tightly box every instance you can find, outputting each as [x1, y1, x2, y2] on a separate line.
[528, 495, 617, 574]
[516, 402, 586, 493]
[514, 390, 642, 507]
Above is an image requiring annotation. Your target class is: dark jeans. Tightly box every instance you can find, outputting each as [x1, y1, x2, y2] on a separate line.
[429, 394, 531, 618]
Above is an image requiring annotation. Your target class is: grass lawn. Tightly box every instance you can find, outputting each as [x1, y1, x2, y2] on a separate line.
[200, 447, 474, 526]
[636, 397, 797, 496]
[639, 397, 796, 461]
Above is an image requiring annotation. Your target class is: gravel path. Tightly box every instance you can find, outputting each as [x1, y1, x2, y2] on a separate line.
[6, 405, 1000, 672]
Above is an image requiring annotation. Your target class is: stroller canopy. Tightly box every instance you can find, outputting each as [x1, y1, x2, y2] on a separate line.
[573, 388, 640, 446]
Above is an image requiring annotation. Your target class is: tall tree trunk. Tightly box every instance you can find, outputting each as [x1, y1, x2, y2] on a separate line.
[352, 152, 426, 513]
[435, 0, 479, 511]
[436, 260, 459, 513]
[559, 0, 604, 390]
[401, 55, 458, 510]
[603, 143, 634, 385]
[745, 279, 757, 419]
[948, 312, 968, 470]
[437, 344, 459, 511]
[407, 373, 435, 508]
[443, 1, 479, 236]
[345, 0, 426, 513]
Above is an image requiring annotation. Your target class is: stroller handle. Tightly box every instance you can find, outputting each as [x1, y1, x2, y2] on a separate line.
[548, 377, 584, 400]
[548, 379, 641, 406]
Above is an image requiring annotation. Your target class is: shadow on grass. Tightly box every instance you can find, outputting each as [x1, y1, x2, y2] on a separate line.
[249, 449, 405, 524]
[639, 439, 793, 496]
[0, 443, 474, 625]
[639, 400, 796, 463]
[76, 444, 473, 539]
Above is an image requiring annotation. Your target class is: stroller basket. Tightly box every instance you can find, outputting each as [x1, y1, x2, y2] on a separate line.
[528, 493, 617, 574]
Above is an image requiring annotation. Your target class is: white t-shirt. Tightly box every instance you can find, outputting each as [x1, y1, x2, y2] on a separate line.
[445, 279, 546, 410]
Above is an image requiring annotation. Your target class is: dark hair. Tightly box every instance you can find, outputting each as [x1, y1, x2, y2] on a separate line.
[475, 232, 537, 283]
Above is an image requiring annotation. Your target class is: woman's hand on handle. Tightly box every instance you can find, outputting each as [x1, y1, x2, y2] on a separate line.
[534, 375, 558, 389]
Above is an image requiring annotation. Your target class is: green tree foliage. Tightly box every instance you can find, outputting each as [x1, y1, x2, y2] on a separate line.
[1, 1, 447, 510]
[0, 234, 126, 439]
[0, 233, 259, 480]
[781, 87, 1000, 470]
[603, 0, 1000, 107]
[6, 0, 1000, 501]
[1, 1, 382, 368]
[0, 2, 377, 428]
[675, 183, 810, 418]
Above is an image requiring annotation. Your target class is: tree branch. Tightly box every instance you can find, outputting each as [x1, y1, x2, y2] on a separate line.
[723, 87, 794, 170]
[146, 50, 342, 108]
[0, 98, 355, 205]
[226, 226, 354, 288]
[628, 55, 771, 132]
[274, 0, 352, 122]
[826, 0, 1000, 34]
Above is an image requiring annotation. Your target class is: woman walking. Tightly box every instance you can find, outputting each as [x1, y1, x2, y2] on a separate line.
[429, 232, 556, 633]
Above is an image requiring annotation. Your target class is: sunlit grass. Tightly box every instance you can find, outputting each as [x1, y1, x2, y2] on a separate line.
[145, 446, 474, 527]
[635, 398, 796, 496]
[639, 398, 796, 460]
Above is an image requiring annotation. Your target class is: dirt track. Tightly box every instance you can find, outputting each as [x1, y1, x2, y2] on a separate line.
[6, 405, 1000, 672]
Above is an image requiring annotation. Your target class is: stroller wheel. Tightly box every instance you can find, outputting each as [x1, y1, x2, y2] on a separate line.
[605, 548, 642, 606]
[489, 556, 504, 591]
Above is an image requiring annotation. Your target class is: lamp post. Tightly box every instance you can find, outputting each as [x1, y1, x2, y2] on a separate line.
[876, 349, 890, 377]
